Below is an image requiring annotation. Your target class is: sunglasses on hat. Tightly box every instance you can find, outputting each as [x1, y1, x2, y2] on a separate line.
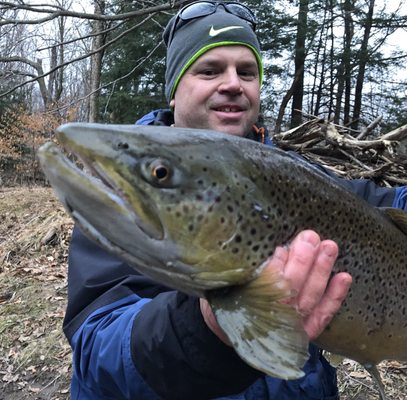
[165, 1, 257, 47]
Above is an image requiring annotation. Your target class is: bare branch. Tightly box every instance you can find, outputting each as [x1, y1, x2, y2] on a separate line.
[37, 20, 125, 51]
[0, 12, 157, 98]
[49, 39, 164, 116]
[0, 55, 41, 70]
[0, 0, 189, 26]
[356, 115, 383, 139]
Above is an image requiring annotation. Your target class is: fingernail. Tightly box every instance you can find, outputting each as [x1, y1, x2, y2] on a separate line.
[299, 230, 320, 248]
[321, 242, 338, 257]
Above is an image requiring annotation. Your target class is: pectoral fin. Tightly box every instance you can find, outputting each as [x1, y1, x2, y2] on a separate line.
[207, 264, 308, 379]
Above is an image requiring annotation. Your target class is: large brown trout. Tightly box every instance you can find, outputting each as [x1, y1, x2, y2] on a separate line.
[38, 123, 407, 399]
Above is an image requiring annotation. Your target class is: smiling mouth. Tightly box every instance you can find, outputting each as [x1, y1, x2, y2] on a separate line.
[214, 106, 244, 113]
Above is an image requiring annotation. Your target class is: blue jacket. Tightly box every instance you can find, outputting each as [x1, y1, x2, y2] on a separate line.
[64, 110, 407, 399]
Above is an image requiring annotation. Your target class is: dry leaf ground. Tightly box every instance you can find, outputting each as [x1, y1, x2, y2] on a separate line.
[0, 187, 406, 399]
[0, 187, 71, 400]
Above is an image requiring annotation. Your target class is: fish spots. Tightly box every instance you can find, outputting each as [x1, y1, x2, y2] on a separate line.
[116, 141, 129, 150]
[142, 141, 406, 361]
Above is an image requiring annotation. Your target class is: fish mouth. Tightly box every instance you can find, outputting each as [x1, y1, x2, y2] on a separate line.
[39, 133, 164, 242]
[75, 151, 164, 241]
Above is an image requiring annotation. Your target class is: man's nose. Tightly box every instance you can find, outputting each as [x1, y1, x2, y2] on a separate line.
[218, 69, 243, 94]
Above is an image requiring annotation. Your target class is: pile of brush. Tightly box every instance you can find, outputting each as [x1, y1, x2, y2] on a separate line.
[272, 116, 407, 187]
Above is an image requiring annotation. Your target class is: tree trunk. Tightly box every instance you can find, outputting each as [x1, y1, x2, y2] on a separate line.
[351, 0, 375, 131]
[275, 65, 304, 133]
[311, 3, 328, 117]
[290, 0, 309, 128]
[334, 0, 353, 125]
[88, 0, 106, 123]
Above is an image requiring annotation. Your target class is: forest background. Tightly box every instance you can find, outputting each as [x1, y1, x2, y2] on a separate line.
[0, 0, 406, 185]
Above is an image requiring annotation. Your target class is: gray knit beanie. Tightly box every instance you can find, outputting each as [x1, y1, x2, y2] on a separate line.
[163, 6, 263, 102]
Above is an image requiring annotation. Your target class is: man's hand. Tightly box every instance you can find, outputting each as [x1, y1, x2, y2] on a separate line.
[200, 229, 352, 344]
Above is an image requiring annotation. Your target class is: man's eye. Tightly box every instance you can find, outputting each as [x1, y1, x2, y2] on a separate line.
[199, 69, 218, 76]
[239, 70, 257, 80]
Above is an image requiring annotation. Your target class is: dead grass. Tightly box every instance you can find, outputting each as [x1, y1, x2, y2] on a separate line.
[0, 186, 406, 399]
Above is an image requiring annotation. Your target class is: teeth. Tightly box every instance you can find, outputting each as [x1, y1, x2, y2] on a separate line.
[218, 107, 239, 112]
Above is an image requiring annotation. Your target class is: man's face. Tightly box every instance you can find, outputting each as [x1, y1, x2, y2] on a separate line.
[171, 46, 261, 137]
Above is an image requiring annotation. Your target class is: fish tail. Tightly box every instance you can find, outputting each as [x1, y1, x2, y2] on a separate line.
[208, 264, 309, 379]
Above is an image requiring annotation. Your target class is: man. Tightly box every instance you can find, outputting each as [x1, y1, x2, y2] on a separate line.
[63, 2, 407, 399]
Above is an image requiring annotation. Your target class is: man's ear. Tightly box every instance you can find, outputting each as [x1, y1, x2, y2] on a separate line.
[169, 99, 175, 108]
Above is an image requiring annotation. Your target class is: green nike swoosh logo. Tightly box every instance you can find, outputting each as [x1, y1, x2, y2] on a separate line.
[209, 26, 244, 37]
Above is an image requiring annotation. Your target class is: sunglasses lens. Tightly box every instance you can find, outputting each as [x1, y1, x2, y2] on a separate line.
[167, 1, 257, 46]
[225, 4, 256, 25]
[180, 2, 215, 20]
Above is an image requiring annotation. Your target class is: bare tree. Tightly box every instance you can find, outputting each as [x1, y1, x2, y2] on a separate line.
[290, 0, 309, 128]
[89, 0, 106, 122]
[350, 0, 375, 131]
[0, 0, 189, 119]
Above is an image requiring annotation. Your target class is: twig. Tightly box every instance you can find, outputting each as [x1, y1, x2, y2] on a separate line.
[357, 115, 383, 139]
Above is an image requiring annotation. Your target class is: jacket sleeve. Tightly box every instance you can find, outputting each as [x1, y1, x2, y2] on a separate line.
[64, 226, 262, 400]
[334, 174, 407, 210]
[335, 177, 397, 207]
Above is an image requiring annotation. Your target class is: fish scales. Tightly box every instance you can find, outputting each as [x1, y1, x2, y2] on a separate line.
[38, 123, 407, 397]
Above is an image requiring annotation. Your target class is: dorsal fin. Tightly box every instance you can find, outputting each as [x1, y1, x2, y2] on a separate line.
[380, 207, 407, 235]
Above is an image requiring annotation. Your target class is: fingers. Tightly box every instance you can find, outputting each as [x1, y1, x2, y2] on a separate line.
[267, 230, 352, 341]
[303, 272, 352, 340]
[282, 230, 321, 297]
[295, 239, 339, 316]
[265, 245, 288, 273]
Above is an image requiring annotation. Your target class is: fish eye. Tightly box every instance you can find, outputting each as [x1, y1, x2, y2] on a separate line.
[140, 158, 177, 187]
[149, 160, 172, 185]
[153, 165, 169, 181]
